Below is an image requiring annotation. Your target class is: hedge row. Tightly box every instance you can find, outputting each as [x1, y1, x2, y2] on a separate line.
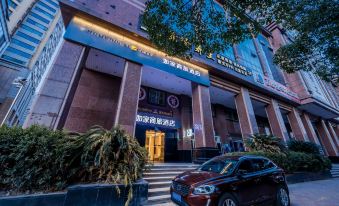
[0, 125, 148, 196]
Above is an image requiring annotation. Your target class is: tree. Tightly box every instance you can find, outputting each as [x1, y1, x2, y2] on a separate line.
[142, 0, 338, 82]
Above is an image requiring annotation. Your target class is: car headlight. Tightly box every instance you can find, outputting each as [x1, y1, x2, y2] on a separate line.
[193, 185, 216, 195]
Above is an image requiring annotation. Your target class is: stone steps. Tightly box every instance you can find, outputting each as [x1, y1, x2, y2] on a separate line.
[331, 164, 339, 178]
[142, 163, 198, 205]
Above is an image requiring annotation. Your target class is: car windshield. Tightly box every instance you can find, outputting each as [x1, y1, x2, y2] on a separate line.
[197, 158, 238, 174]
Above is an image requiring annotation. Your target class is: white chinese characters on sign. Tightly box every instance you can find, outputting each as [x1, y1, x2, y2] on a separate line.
[136, 114, 176, 127]
[162, 58, 201, 77]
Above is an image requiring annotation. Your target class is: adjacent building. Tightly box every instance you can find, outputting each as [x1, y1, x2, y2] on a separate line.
[7, 0, 339, 161]
[0, 0, 64, 126]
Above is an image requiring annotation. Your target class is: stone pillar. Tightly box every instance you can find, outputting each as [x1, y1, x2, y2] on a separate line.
[327, 122, 339, 150]
[114, 61, 142, 137]
[178, 95, 193, 150]
[265, 99, 289, 142]
[24, 41, 86, 129]
[287, 108, 308, 141]
[235, 87, 259, 138]
[316, 120, 338, 156]
[191, 83, 215, 148]
[300, 113, 320, 145]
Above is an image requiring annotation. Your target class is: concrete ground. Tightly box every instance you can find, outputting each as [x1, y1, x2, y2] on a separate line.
[163, 178, 339, 206]
[289, 178, 339, 206]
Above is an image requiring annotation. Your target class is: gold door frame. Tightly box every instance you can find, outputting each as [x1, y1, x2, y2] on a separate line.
[145, 130, 165, 162]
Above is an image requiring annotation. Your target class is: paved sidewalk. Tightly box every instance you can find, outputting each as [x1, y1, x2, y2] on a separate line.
[289, 178, 339, 206]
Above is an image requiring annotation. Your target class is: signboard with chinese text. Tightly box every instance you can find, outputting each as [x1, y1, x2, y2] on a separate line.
[64, 17, 210, 86]
[135, 112, 181, 129]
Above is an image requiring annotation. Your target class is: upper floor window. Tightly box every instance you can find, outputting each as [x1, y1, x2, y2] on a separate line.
[236, 39, 263, 74]
[26, 18, 48, 31]
[34, 6, 54, 19]
[17, 31, 40, 44]
[30, 12, 50, 24]
[148, 88, 166, 106]
[37, 1, 56, 13]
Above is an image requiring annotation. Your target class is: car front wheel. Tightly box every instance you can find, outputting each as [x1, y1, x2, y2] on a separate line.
[275, 186, 290, 206]
[218, 193, 238, 206]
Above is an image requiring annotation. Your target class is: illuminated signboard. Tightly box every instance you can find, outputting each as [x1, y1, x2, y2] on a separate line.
[64, 17, 210, 86]
[136, 112, 180, 129]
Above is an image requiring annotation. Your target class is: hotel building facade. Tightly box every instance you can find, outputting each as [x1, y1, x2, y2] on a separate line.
[22, 0, 339, 162]
[0, 0, 63, 126]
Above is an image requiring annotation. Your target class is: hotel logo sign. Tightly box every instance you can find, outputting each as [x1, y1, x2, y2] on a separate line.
[136, 112, 180, 129]
[64, 17, 210, 86]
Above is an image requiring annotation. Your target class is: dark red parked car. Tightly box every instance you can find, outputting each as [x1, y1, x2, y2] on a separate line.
[170, 155, 290, 206]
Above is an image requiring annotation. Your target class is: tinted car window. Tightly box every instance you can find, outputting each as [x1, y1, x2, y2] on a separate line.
[198, 159, 237, 174]
[252, 158, 275, 172]
[237, 159, 254, 173]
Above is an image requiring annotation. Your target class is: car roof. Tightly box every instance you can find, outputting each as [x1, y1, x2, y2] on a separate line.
[213, 154, 269, 161]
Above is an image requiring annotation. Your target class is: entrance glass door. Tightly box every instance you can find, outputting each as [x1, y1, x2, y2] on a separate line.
[145, 130, 165, 162]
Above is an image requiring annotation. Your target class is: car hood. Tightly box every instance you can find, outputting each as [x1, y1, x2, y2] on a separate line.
[173, 170, 223, 186]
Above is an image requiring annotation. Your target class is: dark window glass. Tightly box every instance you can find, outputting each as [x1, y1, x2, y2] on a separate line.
[37, 1, 56, 13]
[2, 54, 26, 65]
[12, 39, 35, 51]
[45, 0, 59, 8]
[238, 159, 254, 173]
[198, 158, 237, 174]
[21, 24, 43, 36]
[8, 0, 17, 9]
[26, 18, 48, 31]
[30, 12, 50, 24]
[34, 6, 54, 19]
[7, 47, 32, 58]
[252, 158, 275, 171]
[17, 31, 40, 44]
[148, 89, 166, 106]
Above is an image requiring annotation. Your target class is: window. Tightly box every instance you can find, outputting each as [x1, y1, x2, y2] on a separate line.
[8, 0, 17, 9]
[221, 47, 235, 61]
[38, 1, 56, 13]
[30, 12, 50, 24]
[236, 39, 263, 74]
[225, 109, 238, 122]
[1, 55, 26, 65]
[45, 0, 59, 8]
[252, 158, 275, 172]
[12, 39, 35, 51]
[237, 159, 254, 174]
[34, 6, 54, 19]
[7, 47, 32, 58]
[26, 18, 48, 31]
[148, 89, 166, 106]
[21, 24, 43, 37]
[17, 31, 40, 44]
[198, 158, 237, 174]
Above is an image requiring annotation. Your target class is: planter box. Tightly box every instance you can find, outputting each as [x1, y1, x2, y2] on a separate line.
[0, 179, 148, 206]
[286, 170, 332, 184]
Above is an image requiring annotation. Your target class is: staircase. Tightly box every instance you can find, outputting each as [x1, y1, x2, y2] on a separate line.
[331, 164, 339, 178]
[142, 163, 199, 206]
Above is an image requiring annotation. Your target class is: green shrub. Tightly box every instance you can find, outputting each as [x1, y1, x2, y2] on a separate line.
[226, 151, 331, 173]
[287, 139, 320, 154]
[245, 134, 287, 153]
[0, 124, 148, 205]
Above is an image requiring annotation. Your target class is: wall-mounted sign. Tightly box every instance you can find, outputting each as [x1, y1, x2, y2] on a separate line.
[254, 72, 299, 102]
[194, 47, 252, 77]
[136, 112, 180, 129]
[183, 128, 193, 138]
[167, 95, 180, 109]
[216, 54, 252, 76]
[139, 87, 146, 100]
[64, 17, 210, 86]
[138, 107, 173, 117]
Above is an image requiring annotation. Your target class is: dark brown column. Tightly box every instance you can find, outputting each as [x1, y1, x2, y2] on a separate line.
[316, 120, 338, 156]
[287, 108, 308, 141]
[300, 113, 320, 145]
[114, 61, 142, 136]
[327, 122, 339, 150]
[265, 99, 289, 141]
[191, 83, 215, 148]
[178, 95, 193, 150]
[24, 41, 86, 129]
[235, 87, 259, 138]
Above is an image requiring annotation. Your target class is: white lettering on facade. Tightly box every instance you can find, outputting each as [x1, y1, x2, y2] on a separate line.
[136, 114, 176, 128]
